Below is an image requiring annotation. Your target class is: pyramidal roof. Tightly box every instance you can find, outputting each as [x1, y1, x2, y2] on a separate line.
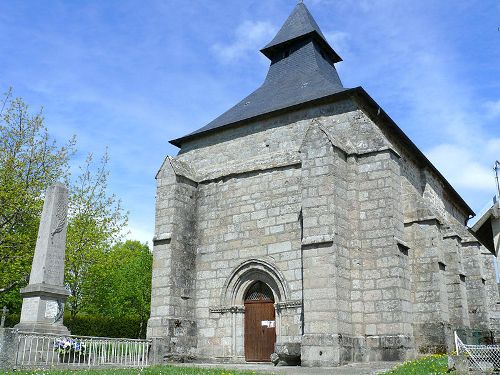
[170, 3, 346, 147]
[168, 3, 476, 218]
[261, 3, 341, 63]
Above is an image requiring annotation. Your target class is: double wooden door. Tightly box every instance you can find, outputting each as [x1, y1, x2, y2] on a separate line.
[244, 292, 276, 361]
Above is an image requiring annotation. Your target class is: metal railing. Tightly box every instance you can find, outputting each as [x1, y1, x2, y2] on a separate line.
[455, 331, 500, 372]
[15, 331, 151, 369]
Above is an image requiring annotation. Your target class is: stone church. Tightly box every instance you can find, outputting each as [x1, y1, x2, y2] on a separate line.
[147, 3, 499, 367]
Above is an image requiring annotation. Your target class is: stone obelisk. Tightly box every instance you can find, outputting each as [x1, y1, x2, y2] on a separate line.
[15, 183, 70, 334]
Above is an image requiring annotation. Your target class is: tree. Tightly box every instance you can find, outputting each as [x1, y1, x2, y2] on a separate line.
[81, 240, 152, 337]
[65, 152, 128, 318]
[0, 89, 129, 319]
[0, 89, 74, 303]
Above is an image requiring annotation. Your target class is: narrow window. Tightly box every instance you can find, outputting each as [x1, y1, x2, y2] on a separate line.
[397, 243, 409, 256]
[438, 262, 446, 271]
[460, 274, 466, 282]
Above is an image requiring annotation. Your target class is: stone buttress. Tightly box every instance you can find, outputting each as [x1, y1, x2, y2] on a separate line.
[148, 157, 198, 362]
[149, 1, 499, 367]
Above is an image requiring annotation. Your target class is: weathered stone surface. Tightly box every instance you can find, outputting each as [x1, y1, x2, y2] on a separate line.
[448, 355, 469, 374]
[0, 329, 17, 370]
[274, 342, 301, 365]
[148, 2, 499, 368]
[16, 183, 70, 335]
[149, 96, 499, 365]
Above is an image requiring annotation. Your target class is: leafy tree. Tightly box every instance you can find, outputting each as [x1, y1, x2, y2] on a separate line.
[0, 89, 130, 320]
[65, 152, 128, 318]
[0, 89, 74, 303]
[81, 240, 152, 337]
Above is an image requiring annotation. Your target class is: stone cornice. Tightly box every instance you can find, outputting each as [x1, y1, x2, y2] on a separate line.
[301, 235, 334, 247]
[209, 305, 245, 314]
[209, 300, 302, 314]
[20, 283, 70, 298]
[199, 151, 301, 183]
[275, 300, 302, 311]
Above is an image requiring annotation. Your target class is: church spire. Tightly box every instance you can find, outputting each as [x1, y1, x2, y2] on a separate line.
[260, 2, 341, 63]
[170, 2, 346, 147]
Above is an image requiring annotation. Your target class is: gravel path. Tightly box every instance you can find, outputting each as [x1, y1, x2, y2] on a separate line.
[173, 361, 400, 374]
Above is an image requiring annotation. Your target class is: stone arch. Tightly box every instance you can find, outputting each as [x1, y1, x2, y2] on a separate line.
[221, 259, 289, 306]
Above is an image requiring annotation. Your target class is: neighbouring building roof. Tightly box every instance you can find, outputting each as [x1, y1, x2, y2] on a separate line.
[471, 198, 499, 255]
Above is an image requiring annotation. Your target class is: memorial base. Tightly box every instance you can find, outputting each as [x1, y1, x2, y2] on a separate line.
[15, 283, 70, 335]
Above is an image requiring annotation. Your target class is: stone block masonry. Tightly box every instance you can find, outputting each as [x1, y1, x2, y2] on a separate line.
[148, 95, 497, 365]
[16, 183, 70, 335]
[149, 2, 498, 367]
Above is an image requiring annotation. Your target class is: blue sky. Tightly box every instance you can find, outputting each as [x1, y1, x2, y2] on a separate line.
[1, 0, 499, 245]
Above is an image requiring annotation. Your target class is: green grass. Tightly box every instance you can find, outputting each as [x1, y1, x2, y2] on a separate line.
[0, 365, 272, 375]
[380, 354, 449, 374]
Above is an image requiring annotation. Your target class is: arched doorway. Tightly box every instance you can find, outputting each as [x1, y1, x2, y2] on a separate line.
[244, 281, 276, 362]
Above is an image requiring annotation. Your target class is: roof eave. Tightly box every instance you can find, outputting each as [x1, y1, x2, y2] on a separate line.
[470, 215, 496, 254]
[260, 32, 342, 63]
[472, 208, 493, 232]
[350, 87, 475, 218]
[169, 87, 476, 218]
[169, 88, 355, 147]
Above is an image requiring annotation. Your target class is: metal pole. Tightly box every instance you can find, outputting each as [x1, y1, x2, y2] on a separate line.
[494, 161, 500, 201]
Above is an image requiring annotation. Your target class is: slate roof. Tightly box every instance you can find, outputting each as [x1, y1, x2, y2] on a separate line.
[167, 3, 476, 218]
[260, 3, 341, 63]
[170, 3, 345, 147]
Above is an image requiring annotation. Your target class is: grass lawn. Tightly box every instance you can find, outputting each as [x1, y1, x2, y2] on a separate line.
[0, 356, 451, 375]
[0, 366, 272, 375]
[380, 354, 449, 374]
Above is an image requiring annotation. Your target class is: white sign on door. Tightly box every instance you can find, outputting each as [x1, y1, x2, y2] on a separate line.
[261, 320, 276, 328]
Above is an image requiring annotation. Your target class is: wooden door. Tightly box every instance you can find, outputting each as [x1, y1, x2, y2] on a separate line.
[244, 282, 276, 362]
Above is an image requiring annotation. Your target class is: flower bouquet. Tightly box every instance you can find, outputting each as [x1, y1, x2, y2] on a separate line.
[54, 338, 87, 363]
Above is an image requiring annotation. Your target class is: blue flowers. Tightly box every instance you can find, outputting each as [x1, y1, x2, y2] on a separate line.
[54, 338, 86, 355]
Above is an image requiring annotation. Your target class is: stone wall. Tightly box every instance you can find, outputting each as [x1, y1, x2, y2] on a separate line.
[150, 95, 498, 365]
[147, 159, 198, 362]
[194, 165, 303, 360]
[299, 122, 350, 366]
[0, 329, 17, 370]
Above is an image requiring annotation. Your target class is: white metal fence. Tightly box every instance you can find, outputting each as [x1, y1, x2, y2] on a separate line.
[15, 331, 151, 369]
[455, 331, 500, 372]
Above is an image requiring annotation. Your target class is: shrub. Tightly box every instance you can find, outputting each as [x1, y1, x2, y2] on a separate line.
[3, 313, 146, 339]
[4, 312, 20, 328]
[65, 314, 146, 338]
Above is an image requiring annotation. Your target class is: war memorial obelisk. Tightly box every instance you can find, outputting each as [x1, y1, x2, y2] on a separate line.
[15, 183, 70, 334]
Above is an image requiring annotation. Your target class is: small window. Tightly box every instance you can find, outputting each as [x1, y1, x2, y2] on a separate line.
[481, 278, 486, 285]
[438, 262, 446, 271]
[460, 274, 466, 282]
[397, 243, 409, 256]
[245, 281, 274, 303]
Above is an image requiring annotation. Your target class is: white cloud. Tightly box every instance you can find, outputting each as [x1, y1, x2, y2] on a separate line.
[323, 31, 350, 55]
[212, 20, 277, 63]
[125, 223, 153, 250]
[485, 100, 500, 118]
[487, 138, 500, 154]
[426, 143, 495, 191]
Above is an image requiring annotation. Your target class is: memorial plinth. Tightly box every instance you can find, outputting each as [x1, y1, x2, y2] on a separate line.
[16, 183, 70, 335]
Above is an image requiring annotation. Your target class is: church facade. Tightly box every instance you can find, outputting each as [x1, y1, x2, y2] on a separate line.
[147, 4, 499, 366]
